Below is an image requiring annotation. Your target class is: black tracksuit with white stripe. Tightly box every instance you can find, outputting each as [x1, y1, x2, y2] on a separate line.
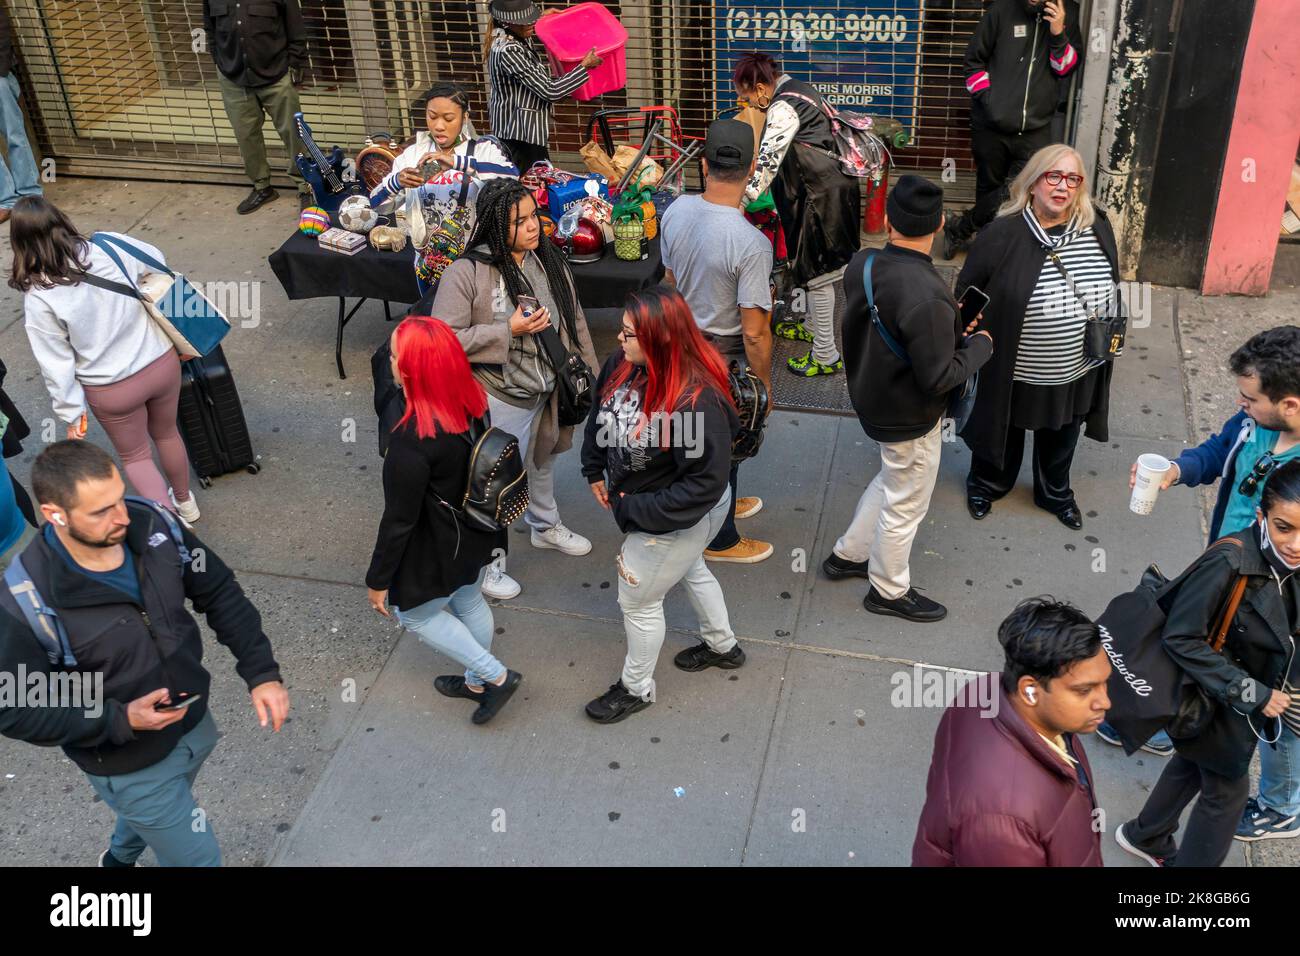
[487, 27, 588, 159]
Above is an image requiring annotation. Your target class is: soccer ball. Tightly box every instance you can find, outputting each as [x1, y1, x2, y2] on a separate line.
[337, 195, 379, 234]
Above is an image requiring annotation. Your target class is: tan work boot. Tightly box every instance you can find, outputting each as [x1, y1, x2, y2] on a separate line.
[704, 537, 774, 564]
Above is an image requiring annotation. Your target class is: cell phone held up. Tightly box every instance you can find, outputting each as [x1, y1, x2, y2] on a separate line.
[155, 693, 202, 713]
[516, 295, 540, 317]
[957, 285, 990, 328]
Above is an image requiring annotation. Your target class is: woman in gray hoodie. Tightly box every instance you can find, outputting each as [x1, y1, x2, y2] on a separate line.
[432, 178, 597, 601]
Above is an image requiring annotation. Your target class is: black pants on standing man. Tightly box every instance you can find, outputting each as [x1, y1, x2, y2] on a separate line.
[948, 124, 1053, 246]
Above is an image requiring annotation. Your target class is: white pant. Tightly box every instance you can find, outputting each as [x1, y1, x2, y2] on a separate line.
[807, 267, 844, 365]
[832, 421, 943, 600]
[486, 394, 561, 535]
[617, 490, 737, 701]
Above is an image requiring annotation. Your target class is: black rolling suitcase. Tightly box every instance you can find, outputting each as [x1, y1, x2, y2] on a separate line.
[176, 345, 260, 488]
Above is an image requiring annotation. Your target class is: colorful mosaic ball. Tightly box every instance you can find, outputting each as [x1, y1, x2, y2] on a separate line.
[298, 206, 330, 236]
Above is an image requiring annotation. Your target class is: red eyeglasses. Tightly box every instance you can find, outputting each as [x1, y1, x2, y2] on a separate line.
[1043, 170, 1084, 189]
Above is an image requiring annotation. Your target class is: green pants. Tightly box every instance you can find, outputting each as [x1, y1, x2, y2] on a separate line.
[218, 72, 309, 193]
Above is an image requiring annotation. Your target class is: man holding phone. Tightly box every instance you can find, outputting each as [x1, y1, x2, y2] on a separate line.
[0, 441, 288, 867]
[943, 0, 1083, 259]
[823, 176, 993, 623]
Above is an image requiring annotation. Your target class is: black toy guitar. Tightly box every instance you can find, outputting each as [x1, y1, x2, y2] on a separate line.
[294, 112, 363, 217]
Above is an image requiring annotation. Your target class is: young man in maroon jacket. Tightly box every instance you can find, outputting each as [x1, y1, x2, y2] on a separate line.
[912, 597, 1111, 866]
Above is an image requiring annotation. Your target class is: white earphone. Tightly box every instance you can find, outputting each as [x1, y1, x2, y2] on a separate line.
[51, 513, 66, 526]
[1025, 685, 1038, 704]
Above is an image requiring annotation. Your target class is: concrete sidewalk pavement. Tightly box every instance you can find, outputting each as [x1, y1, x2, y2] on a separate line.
[0, 178, 1289, 866]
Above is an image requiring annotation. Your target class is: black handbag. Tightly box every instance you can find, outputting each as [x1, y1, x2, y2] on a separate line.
[534, 323, 594, 428]
[728, 362, 769, 462]
[1045, 250, 1127, 361]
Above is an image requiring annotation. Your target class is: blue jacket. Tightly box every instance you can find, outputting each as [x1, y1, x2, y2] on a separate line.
[1173, 410, 1254, 541]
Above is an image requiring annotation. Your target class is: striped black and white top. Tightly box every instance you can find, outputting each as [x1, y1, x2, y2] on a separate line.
[487, 28, 588, 147]
[1013, 207, 1116, 386]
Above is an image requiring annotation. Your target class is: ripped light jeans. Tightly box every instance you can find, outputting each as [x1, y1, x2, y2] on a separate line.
[617, 489, 737, 701]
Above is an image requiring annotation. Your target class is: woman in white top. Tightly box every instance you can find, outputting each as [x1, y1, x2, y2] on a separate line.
[10, 196, 199, 521]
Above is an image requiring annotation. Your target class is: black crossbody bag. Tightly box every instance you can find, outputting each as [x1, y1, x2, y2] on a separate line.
[1045, 250, 1127, 361]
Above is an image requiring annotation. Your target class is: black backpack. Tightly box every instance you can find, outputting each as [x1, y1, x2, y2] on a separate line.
[450, 418, 529, 533]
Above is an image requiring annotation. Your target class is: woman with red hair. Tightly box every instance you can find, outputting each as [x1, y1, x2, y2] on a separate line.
[580, 286, 748, 723]
[365, 316, 522, 725]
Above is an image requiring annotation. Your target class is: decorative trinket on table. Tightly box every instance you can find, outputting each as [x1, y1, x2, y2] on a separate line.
[356, 132, 400, 190]
[337, 194, 380, 234]
[369, 225, 407, 252]
[298, 205, 331, 236]
[318, 227, 368, 256]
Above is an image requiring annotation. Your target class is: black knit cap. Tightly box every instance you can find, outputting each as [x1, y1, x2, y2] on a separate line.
[489, 0, 541, 25]
[886, 174, 944, 238]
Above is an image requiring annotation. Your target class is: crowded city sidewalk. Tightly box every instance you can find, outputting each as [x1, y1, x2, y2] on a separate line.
[0, 176, 1294, 867]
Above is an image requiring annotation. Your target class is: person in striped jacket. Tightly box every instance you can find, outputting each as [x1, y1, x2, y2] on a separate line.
[484, 0, 601, 174]
[942, 0, 1083, 259]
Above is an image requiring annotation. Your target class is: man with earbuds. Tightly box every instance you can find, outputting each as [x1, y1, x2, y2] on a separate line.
[0, 440, 288, 866]
[912, 597, 1111, 866]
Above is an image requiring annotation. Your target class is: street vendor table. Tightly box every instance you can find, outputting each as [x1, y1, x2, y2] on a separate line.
[269, 232, 663, 378]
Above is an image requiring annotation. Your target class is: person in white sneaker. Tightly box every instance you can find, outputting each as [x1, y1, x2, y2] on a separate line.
[433, 178, 599, 600]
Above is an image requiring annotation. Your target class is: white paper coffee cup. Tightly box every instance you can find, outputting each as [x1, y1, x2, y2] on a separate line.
[1130, 453, 1172, 515]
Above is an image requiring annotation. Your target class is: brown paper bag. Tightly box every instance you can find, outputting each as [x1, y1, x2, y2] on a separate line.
[580, 140, 620, 180]
[735, 105, 767, 152]
[611, 145, 664, 187]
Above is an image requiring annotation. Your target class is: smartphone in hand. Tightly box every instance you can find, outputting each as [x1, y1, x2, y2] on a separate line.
[517, 295, 540, 317]
[155, 693, 202, 713]
[957, 285, 990, 328]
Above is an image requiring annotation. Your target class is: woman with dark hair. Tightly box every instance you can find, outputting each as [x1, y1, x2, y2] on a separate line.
[579, 286, 746, 724]
[366, 316, 522, 725]
[432, 177, 597, 601]
[484, 0, 601, 173]
[369, 81, 518, 295]
[958, 144, 1118, 531]
[733, 51, 861, 378]
[10, 196, 199, 522]
[1115, 459, 1300, 867]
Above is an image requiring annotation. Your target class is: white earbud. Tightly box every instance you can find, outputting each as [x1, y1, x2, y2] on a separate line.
[51, 513, 66, 526]
[1025, 686, 1038, 704]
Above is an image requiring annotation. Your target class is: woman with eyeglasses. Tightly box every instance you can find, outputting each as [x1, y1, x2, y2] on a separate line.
[579, 286, 746, 724]
[956, 143, 1119, 531]
[1114, 458, 1300, 867]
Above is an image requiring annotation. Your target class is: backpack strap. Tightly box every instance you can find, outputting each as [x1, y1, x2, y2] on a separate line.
[90, 233, 175, 278]
[861, 251, 911, 366]
[4, 553, 77, 667]
[125, 495, 191, 566]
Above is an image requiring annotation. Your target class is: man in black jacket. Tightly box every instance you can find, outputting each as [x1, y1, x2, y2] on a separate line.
[943, 0, 1083, 258]
[823, 177, 993, 623]
[203, 0, 311, 214]
[0, 441, 288, 866]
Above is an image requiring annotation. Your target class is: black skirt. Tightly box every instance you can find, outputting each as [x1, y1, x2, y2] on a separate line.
[1009, 362, 1110, 433]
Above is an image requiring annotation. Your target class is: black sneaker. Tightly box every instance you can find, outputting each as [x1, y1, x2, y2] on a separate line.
[434, 674, 485, 702]
[864, 586, 947, 623]
[584, 681, 652, 724]
[237, 186, 278, 215]
[470, 670, 522, 725]
[98, 847, 134, 868]
[823, 553, 870, 581]
[673, 642, 746, 672]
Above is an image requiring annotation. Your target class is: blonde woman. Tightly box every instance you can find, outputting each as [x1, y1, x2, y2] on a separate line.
[957, 144, 1119, 531]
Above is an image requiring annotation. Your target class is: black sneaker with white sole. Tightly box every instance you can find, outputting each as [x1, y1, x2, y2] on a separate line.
[585, 681, 652, 724]
[98, 847, 134, 868]
[864, 586, 947, 623]
[673, 642, 746, 672]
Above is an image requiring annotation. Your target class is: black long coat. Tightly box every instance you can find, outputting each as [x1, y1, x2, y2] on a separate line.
[766, 77, 861, 287]
[955, 209, 1119, 469]
[1162, 529, 1298, 780]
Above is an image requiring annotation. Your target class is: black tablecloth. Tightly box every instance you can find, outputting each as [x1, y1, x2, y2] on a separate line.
[268, 231, 663, 310]
[269, 232, 422, 304]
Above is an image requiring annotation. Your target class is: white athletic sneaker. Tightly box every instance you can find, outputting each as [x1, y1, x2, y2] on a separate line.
[530, 523, 592, 556]
[481, 563, 521, 600]
[168, 488, 200, 524]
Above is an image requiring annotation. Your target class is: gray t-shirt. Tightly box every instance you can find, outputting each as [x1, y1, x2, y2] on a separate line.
[661, 195, 773, 338]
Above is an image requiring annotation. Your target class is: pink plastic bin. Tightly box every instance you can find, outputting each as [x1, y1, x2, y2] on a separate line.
[535, 3, 628, 102]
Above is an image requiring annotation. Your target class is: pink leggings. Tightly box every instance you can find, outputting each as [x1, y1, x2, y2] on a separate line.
[83, 351, 191, 507]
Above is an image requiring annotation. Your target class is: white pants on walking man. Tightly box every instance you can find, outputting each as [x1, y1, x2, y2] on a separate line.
[831, 420, 943, 599]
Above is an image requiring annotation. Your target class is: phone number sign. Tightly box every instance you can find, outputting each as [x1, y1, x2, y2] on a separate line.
[714, 0, 924, 129]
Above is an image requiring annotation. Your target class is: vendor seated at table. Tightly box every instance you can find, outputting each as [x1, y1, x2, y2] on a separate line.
[368, 80, 518, 210]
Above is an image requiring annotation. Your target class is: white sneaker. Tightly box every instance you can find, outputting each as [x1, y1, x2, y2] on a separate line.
[481, 563, 521, 600]
[168, 487, 200, 524]
[530, 523, 592, 556]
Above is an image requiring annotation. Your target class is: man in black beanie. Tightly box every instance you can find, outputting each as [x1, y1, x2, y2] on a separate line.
[821, 175, 994, 623]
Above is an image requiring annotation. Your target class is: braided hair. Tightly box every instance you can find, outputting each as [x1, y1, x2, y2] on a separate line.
[469, 177, 581, 342]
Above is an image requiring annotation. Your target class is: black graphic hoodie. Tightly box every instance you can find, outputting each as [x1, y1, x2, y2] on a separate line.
[581, 350, 738, 536]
